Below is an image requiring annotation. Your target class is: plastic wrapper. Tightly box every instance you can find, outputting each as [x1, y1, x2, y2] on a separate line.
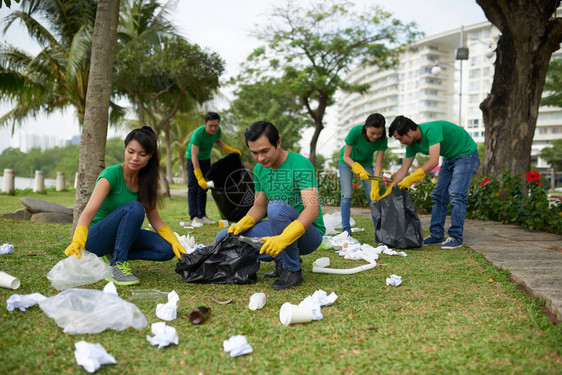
[205, 154, 255, 221]
[47, 251, 113, 290]
[371, 185, 423, 249]
[175, 233, 260, 284]
[38, 288, 147, 334]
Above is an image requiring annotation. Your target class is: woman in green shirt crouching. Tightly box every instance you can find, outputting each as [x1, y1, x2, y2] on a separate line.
[64, 127, 187, 285]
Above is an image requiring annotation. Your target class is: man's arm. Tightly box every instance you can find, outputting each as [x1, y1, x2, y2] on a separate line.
[393, 156, 415, 183]
[294, 187, 320, 230]
[245, 190, 268, 223]
[420, 143, 440, 174]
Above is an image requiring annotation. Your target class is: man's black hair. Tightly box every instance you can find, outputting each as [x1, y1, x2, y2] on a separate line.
[205, 111, 220, 122]
[244, 121, 280, 147]
[388, 115, 418, 137]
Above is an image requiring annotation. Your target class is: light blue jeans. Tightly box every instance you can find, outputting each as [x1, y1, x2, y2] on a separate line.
[215, 200, 323, 272]
[85, 201, 175, 265]
[429, 150, 480, 242]
[339, 163, 376, 234]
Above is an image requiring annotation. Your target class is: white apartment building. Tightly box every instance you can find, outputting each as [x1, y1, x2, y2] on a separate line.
[10, 132, 66, 152]
[336, 21, 562, 176]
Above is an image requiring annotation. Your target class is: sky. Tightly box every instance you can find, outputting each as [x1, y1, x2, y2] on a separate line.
[0, 0, 487, 156]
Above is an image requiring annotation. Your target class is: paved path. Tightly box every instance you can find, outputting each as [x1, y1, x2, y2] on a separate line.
[172, 189, 562, 323]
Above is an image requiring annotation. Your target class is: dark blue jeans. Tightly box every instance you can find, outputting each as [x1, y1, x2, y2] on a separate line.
[216, 200, 323, 271]
[339, 163, 376, 235]
[429, 150, 480, 242]
[85, 201, 174, 265]
[186, 158, 211, 220]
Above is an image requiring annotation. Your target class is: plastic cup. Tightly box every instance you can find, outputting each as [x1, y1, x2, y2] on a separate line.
[207, 180, 215, 189]
[0, 271, 20, 290]
[218, 220, 229, 228]
[248, 292, 266, 310]
[279, 302, 313, 326]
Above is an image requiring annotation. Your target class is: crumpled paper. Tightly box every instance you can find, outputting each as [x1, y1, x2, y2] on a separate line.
[223, 335, 253, 357]
[156, 290, 179, 321]
[382, 247, 407, 257]
[0, 243, 14, 254]
[74, 341, 117, 373]
[386, 274, 402, 286]
[102, 282, 117, 295]
[327, 231, 360, 250]
[7, 293, 47, 311]
[146, 322, 179, 349]
[298, 289, 338, 320]
[174, 233, 205, 254]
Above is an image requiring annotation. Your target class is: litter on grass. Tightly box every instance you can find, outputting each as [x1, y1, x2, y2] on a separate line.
[386, 274, 402, 286]
[6, 293, 46, 311]
[156, 290, 179, 321]
[223, 335, 253, 357]
[47, 251, 112, 290]
[322, 212, 356, 235]
[74, 341, 117, 373]
[146, 322, 179, 349]
[0, 243, 14, 254]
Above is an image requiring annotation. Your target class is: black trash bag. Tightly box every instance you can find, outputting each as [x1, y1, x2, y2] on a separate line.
[371, 185, 423, 249]
[175, 233, 260, 284]
[205, 153, 255, 222]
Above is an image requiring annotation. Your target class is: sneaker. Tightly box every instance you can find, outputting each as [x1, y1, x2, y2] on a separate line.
[101, 253, 114, 265]
[191, 217, 204, 227]
[201, 216, 216, 224]
[423, 235, 445, 246]
[264, 260, 283, 278]
[105, 261, 140, 286]
[441, 237, 463, 249]
[271, 269, 303, 290]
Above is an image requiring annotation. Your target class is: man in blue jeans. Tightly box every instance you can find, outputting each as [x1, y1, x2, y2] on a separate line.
[216, 121, 325, 290]
[388, 116, 480, 249]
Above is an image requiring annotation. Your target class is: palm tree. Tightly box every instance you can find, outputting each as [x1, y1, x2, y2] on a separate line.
[0, 0, 97, 130]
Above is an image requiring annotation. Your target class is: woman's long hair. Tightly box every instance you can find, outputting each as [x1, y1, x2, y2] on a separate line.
[124, 126, 160, 211]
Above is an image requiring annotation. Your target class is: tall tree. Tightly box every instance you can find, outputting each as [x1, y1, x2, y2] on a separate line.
[0, 0, 97, 130]
[73, 0, 120, 227]
[477, 0, 562, 175]
[540, 139, 562, 190]
[541, 58, 562, 108]
[250, 0, 420, 165]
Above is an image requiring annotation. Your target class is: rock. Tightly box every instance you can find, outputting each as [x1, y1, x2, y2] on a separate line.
[20, 197, 73, 215]
[30, 212, 73, 224]
[1, 208, 33, 221]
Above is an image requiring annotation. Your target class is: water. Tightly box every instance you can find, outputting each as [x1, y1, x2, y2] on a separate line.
[0, 176, 57, 190]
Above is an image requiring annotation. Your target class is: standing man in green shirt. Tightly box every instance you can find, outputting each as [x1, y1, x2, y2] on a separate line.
[186, 112, 241, 226]
[389, 116, 479, 249]
[215, 121, 325, 290]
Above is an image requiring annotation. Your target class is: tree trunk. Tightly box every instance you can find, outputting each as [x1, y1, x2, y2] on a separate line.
[73, 0, 120, 229]
[165, 124, 173, 184]
[477, 0, 562, 176]
[304, 96, 327, 167]
[552, 166, 557, 191]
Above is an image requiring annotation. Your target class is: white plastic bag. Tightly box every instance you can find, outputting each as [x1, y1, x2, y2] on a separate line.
[39, 288, 148, 334]
[47, 251, 112, 290]
[322, 212, 356, 235]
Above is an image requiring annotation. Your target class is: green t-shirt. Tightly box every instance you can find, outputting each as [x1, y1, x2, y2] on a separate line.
[405, 121, 477, 160]
[338, 124, 389, 166]
[91, 164, 139, 226]
[254, 152, 325, 235]
[186, 125, 222, 160]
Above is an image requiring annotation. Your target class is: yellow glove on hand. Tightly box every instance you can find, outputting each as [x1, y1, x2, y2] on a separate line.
[398, 168, 426, 189]
[157, 225, 187, 259]
[64, 225, 88, 258]
[259, 220, 305, 258]
[228, 215, 256, 235]
[370, 179, 381, 201]
[379, 183, 396, 200]
[193, 168, 208, 189]
[351, 162, 370, 181]
[222, 144, 242, 155]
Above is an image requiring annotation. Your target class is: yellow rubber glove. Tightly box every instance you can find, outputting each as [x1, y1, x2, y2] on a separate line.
[64, 225, 88, 259]
[370, 179, 381, 201]
[379, 183, 396, 200]
[193, 168, 208, 189]
[397, 168, 426, 189]
[157, 225, 187, 259]
[259, 220, 305, 258]
[228, 215, 256, 235]
[351, 162, 370, 181]
[221, 144, 242, 155]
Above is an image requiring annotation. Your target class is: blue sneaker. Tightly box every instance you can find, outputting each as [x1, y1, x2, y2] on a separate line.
[423, 235, 444, 246]
[441, 237, 463, 249]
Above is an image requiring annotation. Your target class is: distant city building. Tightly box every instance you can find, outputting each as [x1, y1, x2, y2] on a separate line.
[336, 21, 562, 175]
[10, 132, 69, 152]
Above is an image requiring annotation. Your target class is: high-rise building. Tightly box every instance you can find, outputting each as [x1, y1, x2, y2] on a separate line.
[336, 21, 562, 175]
[9, 132, 66, 152]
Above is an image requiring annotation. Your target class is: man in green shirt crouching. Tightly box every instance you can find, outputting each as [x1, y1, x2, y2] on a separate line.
[215, 121, 325, 290]
[389, 116, 480, 250]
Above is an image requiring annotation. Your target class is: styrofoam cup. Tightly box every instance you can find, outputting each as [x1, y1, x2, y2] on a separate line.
[248, 292, 266, 310]
[0, 271, 20, 290]
[279, 302, 313, 325]
[313, 257, 330, 268]
[207, 180, 215, 189]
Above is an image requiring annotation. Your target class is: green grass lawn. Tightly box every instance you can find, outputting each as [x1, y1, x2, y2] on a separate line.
[0, 190, 561, 374]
